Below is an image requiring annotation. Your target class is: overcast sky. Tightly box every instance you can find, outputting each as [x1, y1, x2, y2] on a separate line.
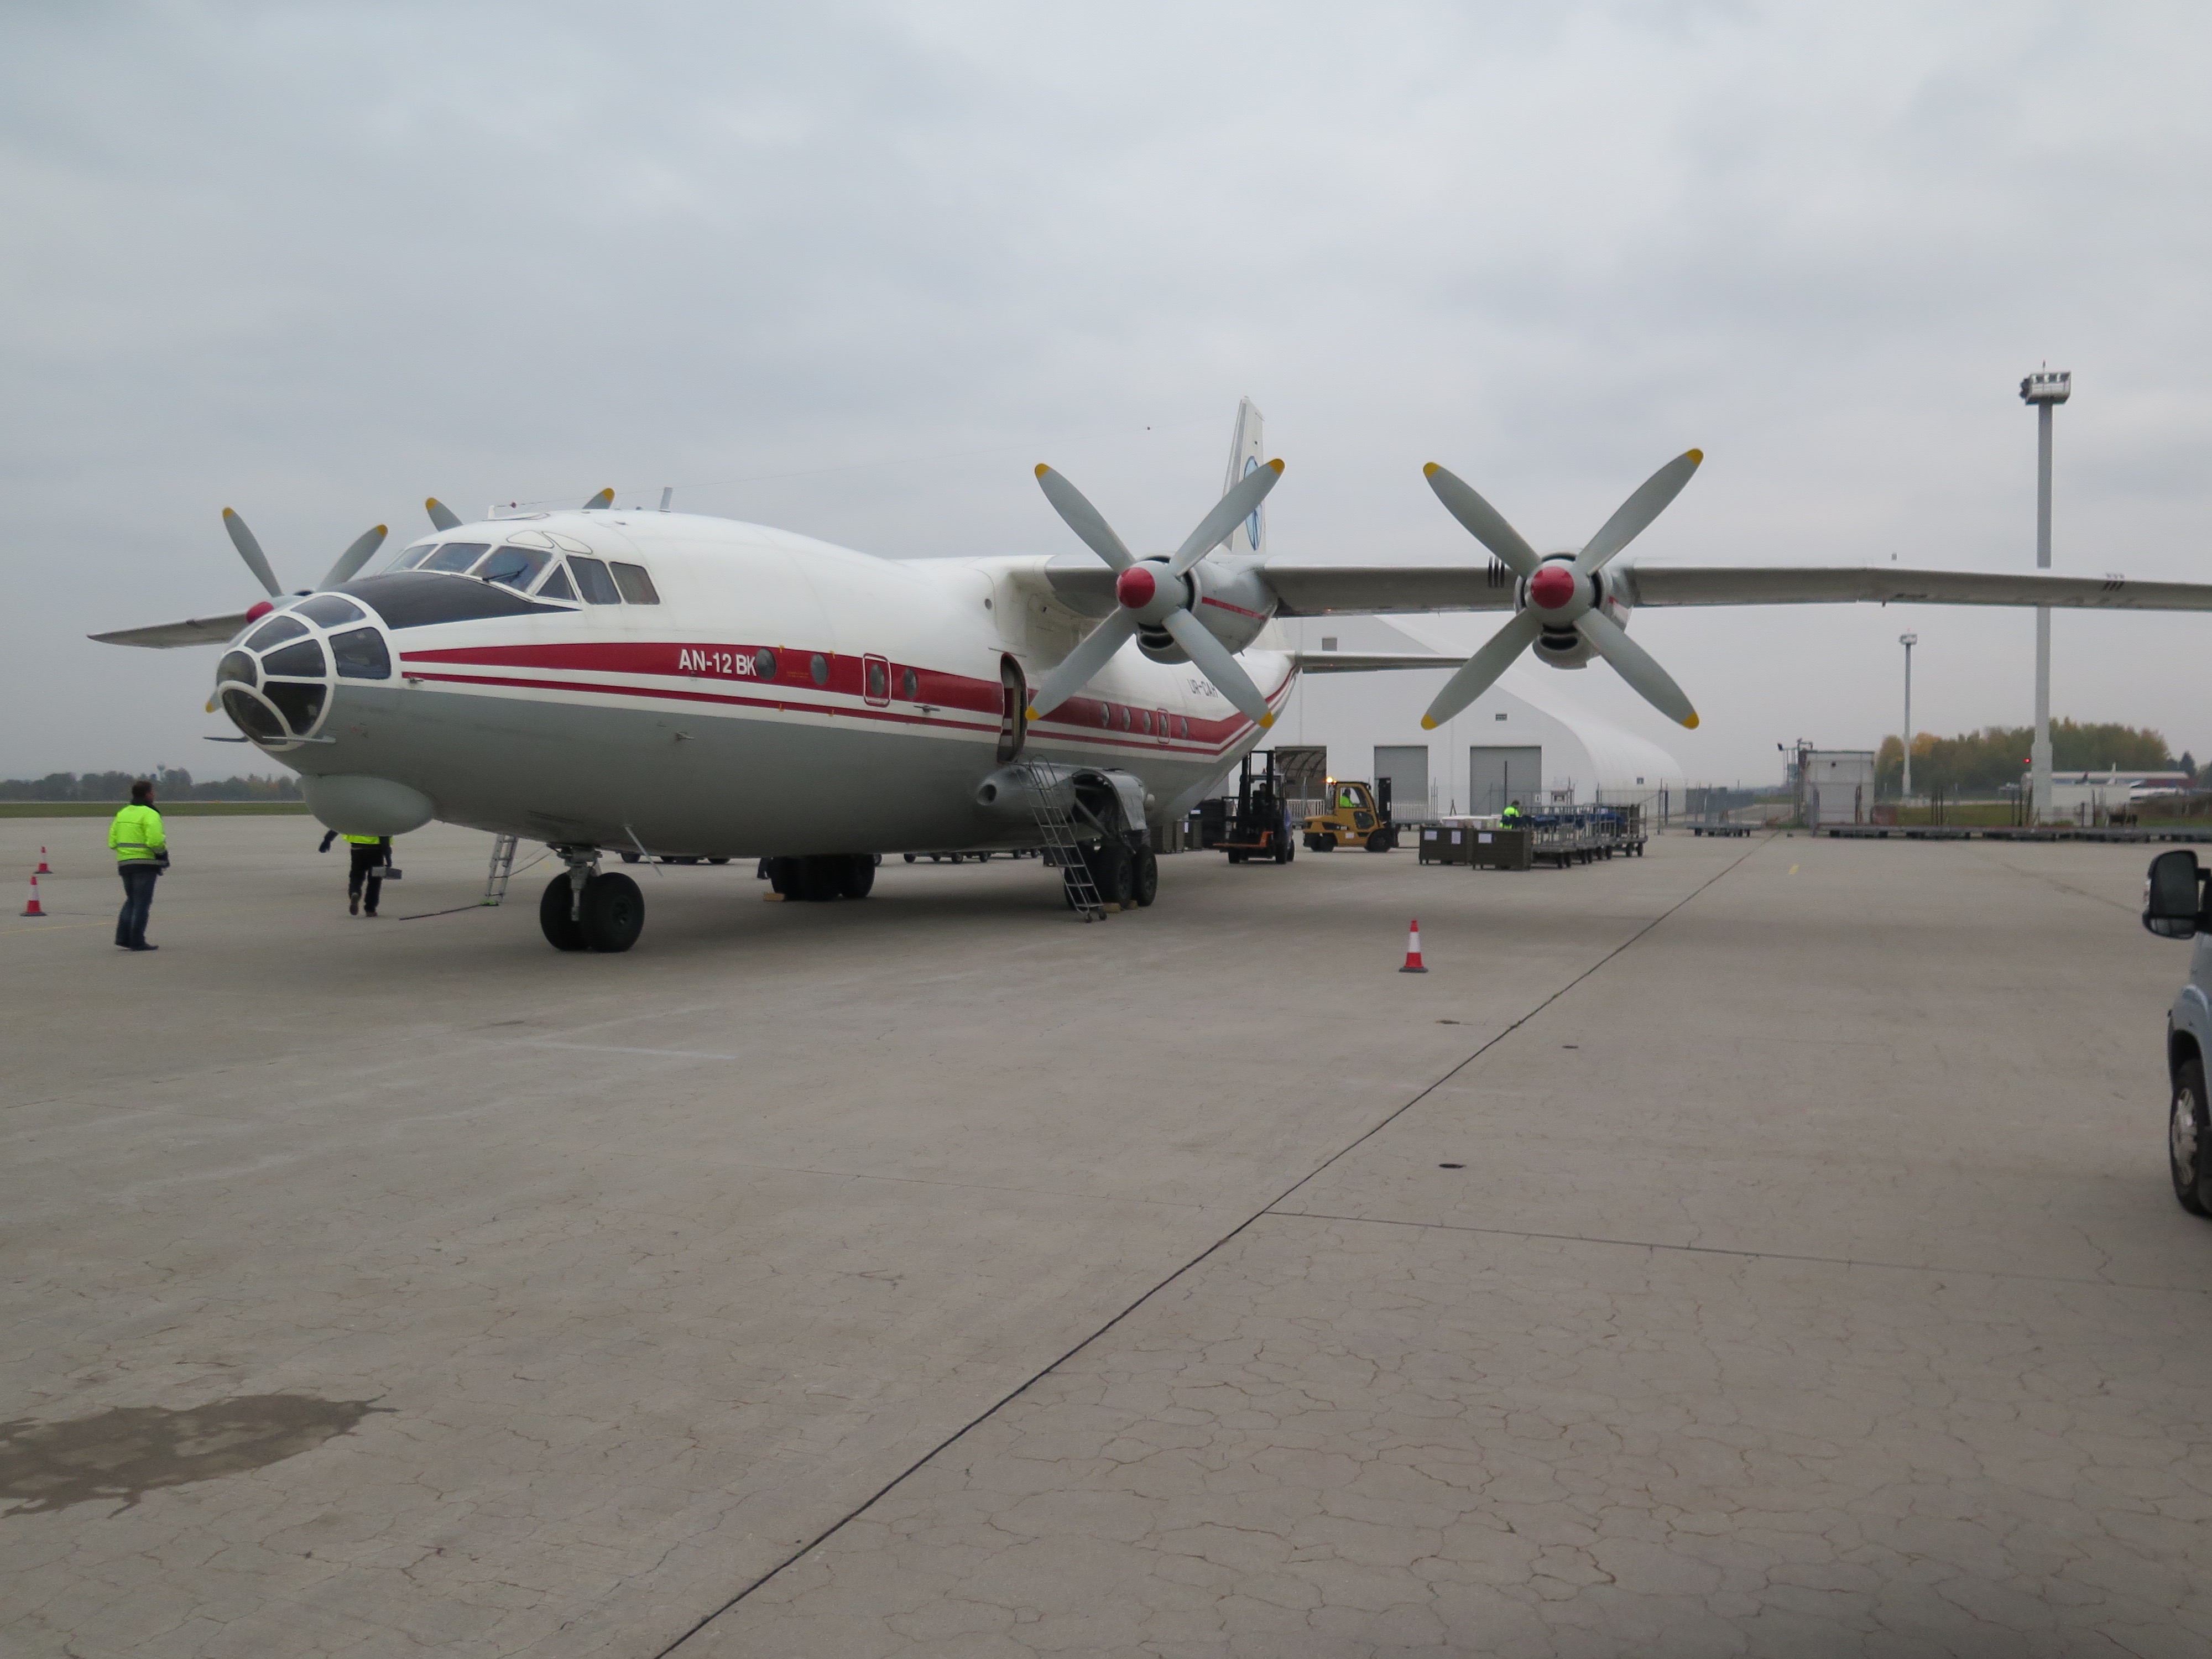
[6, 1, 2210, 782]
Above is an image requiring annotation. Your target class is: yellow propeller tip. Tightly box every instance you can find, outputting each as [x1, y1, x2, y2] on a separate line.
[222, 506, 237, 518]
[373, 524, 387, 535]
[1686, 448, 1704, 465]
[1267, 458, 1285, 474]
[1258, 712, 1275, 729]
[1024, 707, 1040, 721]
[1422, 462, 1440, 478]
[1034, 463, 1050, 478]
[1420, 715, 1439, 731]
[1682, 712, 1700, 729]
[425, 497, 441, 508]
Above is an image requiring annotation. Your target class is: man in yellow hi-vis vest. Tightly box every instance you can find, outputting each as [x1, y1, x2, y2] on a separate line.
[108, 779, 166, 951]
[320, 829, 393, 916]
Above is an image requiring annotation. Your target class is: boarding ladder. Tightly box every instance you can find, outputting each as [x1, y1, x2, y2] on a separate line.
[481, 833, 520, 906]
[1019, 759, 1105, 921]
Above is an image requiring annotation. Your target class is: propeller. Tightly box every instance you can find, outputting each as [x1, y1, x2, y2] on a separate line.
[1027, 458, 1286, 727]
[583, 487, 614, 510]
[221, 507, 389, 600]
[425, 498, 462, 531]
[1416, 450, 1703, 732]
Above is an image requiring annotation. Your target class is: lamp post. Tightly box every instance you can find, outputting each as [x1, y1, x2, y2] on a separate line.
[2021, 368, 2070, 822]
[1899, 632, 1918, 800]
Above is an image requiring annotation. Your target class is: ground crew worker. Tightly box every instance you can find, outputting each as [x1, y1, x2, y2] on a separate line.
[1501, 800, 1524, 825]
[109, 779, 166, 951]
[320, 829, 393, 916]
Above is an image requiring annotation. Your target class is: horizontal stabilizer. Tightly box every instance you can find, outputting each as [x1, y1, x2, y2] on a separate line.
[90, 613, 253, 649]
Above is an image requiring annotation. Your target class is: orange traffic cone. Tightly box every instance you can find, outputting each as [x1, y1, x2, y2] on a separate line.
[21, 874, 47, 917]
[35, 847, 51, 874]
[1399, 918, 1427, 973]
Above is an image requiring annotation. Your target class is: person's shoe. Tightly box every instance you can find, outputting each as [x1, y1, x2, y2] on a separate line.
[128, 943, 158, 952]
[364, 910, 378, 918]
[349, 894, 360, 915]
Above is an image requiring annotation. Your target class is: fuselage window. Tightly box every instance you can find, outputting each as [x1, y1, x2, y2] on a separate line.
[865, 659, 888, 700]
[754, 646, 778, 678]
[247, 615, 309, 651]
[331, 627, 391, 680]
[1098, 703, 1110, 726]
[611, 561, 660, 604]
[477, 545, 553, 591]
[1117, 706, 1130, 731]
[262, 639, 327, 679]
[422, 541, 489, 573]
[535, 564, 576, 603]
[1179, 716, 1191, 739]
[569, 556, 622, 604]
[901, 666, 919, 700]
[809, 653, 830, 687]
[296, 594, 365, 628]
[1136, 709, 1149, 734]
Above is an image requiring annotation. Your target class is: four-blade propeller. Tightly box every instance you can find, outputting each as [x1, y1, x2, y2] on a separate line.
[222, 508, 388, 599]
[1027, 458, 1286, 728]
[1417, 450, 1704, 731]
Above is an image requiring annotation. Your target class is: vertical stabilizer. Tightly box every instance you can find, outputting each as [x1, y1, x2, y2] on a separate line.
[1220, 397, 1267, 558]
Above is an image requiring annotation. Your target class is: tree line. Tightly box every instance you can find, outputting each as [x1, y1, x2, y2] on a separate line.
[1874, 721, 2184, 797]
[0, 768, 303, 802]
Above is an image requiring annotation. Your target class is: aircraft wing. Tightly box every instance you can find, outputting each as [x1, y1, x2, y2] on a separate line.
[1616, 566, 2212, 611]
[1261, 565, 1517, 616]
[1290, 650, 1466, 672]
[90, 613, 254, 648]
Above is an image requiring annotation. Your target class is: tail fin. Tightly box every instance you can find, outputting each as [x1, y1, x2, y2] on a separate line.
[1221, 397, 1267, 559]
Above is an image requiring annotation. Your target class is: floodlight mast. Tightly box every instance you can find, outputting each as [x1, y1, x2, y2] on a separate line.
[2021, 368, 2070, 822]
[1899, 633, 1918, 799]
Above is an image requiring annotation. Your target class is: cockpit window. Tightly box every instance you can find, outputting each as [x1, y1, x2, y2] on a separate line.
[295, 594, 365, 628]
[392, 543, 438, 571]
[330, 627, 391, 680]
[262, 639, 327, 679]
[222, 688, 284, 742]
[421, 541, 489, 573]
[263, 682, 327, 732]
[569, 556, 622, 605]
[611, 562, 660, 604]
[535, 564, 576, 602]
[217, 650, 257, 687]
[247, 615, 309, 651]
[476, 544, 553, 591]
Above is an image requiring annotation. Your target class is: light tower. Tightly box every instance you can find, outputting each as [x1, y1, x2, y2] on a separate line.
[1899, 632, 1918, 799]
[2021, 367, 2070, 821]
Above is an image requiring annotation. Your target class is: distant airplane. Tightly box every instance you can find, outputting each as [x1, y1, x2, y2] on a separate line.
[95, 400, 2212, 951]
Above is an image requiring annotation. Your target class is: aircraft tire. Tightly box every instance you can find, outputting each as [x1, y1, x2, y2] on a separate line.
[2171, 1057, 2211, 1217]
[580, 872, 644, 952]
[837, 855, 875, 899]
[1133, 847, 1158, 907]
[1090, 840, 1135, 907]
[539, 875, 587, 952]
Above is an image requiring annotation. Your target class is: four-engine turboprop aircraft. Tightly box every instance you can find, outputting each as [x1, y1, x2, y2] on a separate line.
[95, 398, 2212, 952]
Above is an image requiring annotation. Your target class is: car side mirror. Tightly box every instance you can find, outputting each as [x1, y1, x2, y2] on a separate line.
[2143, 849, 2205, 938]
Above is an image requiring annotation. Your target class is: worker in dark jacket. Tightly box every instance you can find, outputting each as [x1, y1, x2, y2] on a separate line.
[320, 829, 393, 916]
[109, 779, 166, 951]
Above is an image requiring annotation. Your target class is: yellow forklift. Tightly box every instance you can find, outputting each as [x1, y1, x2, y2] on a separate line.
[1300, 778, 1399, 852]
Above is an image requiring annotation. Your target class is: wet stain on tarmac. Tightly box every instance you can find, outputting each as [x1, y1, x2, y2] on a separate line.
[0, 1395, 384, 1516]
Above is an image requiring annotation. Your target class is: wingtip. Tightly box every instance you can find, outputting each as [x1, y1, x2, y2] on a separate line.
[1682, 712, 1700, 729]
[1422, 462, 1440, 478]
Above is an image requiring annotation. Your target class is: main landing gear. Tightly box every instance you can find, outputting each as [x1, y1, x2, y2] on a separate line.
[763, 854, 877, 902]
[540, 853, 645, 953]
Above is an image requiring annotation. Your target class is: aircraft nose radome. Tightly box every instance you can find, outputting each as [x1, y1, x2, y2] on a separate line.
[1528, 565, 1577, 610]
[1116, 565, 1156, 610]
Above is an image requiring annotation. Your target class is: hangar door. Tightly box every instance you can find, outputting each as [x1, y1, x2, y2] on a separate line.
[1469, 745, 1541, 815]
[1373, 746, 1429, 820]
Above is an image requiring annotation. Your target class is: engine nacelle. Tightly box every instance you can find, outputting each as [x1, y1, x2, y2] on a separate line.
[1526, 556, 1634, 670]
[1137, 553, 1275, 665]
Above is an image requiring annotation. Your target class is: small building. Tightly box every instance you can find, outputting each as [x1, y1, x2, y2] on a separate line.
[1267, 614, 1688, 819]
[1800, 750, 1877, 826]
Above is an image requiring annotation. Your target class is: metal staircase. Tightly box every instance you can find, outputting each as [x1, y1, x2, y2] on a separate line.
[1019, 760, 1106, 920]
[481, 833, 520, 906]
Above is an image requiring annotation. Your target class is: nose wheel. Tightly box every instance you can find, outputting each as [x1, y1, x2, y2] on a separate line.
[539, 868, 645, 953]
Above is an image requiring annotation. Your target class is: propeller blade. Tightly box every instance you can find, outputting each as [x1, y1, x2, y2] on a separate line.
[1165, 458, 1284, 577]
[1422, 464, 1541, 578]
[1573, 448, 1702, 576]
[1027, 610, 1141, 717]
[1034, 465, 1134, 572]
[318, 524, 388, 588]
[1419, 608, 1545, 729]
[1577, 608, 1699, 728]
[221, 508, 283, 598]
[583, 487, 614, 510]
[425, 498, 462, 531]
[1161, 608, 1274, 727]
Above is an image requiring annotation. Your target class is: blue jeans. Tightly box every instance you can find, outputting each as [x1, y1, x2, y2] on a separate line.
[116, 863, 158, 947]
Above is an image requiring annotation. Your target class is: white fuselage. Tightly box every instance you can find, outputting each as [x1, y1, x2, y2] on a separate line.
[233, 510, 1288, 855]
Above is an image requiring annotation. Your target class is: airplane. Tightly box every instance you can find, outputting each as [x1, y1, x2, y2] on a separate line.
[93, 399, 2212, 953]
